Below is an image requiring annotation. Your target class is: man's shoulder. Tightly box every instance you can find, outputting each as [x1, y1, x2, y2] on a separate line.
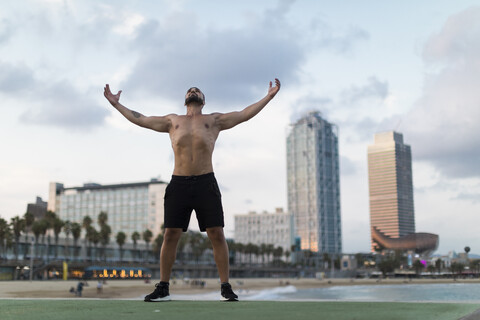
[208, 112, 223, 119]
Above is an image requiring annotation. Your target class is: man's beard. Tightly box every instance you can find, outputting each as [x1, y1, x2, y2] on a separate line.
[185, 94, 204, 105]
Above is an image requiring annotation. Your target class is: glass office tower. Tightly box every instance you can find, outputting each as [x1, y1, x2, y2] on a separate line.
[287, 112, 342, 253]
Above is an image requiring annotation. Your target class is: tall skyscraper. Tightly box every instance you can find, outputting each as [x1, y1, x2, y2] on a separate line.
[368, 131, 415, 251]
[287, 111, 342, 253]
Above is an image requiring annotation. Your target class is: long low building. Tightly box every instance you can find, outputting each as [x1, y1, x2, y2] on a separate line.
[48, 179, 167, 242]
[234, 208, 294, 253]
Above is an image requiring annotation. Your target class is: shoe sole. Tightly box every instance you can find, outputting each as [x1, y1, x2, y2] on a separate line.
[145, 296, 171, 302]
[221, 297, 238, 302]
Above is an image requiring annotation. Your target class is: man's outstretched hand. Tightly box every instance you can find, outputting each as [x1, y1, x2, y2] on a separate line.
[104, 84, 122, 106]
[267, 78, 281, 100]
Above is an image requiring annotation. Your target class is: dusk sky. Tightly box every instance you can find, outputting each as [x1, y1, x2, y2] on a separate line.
[1, 0, 479, 254]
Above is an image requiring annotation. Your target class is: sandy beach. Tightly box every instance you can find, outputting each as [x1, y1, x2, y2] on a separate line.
[1, 277, 478, 299]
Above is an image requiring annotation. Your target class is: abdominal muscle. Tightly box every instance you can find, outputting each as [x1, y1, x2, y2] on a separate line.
[169, 116, 218, 176]
[172, 147, 214, 176]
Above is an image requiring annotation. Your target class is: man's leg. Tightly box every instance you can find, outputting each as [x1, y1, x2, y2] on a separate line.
[145, 228, 182, 302]
[160, 228, 183, 282]
[206, 227, 229, 283]
[206, 227, 238, 301]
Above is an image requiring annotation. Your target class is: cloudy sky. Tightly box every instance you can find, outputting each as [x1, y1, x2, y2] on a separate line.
[1, 0, 479, 254]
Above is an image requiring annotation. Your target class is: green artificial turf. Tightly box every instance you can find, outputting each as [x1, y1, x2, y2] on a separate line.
[1, 300, 479, 320]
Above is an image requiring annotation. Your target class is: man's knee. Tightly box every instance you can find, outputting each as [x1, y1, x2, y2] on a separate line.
[164, 228, 182, 244]
[206, 227, 225, 243]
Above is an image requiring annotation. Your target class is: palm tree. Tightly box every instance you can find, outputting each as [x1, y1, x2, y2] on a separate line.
[190, 231, 209, 264]
[71, 222, 81, 261]
[99, 225, 111, 261]
[323, 253, 331, 269]
[177, 233, 188, 262]
[226, 239, 236, 265]
[63, 220, 72, 259]
[38, 219, 48, 259]
[260, 243, 267, 265]
[131, 231, 140, 261]
[10, 216, 25, 260]
[246, 243, 255, 265]
[97, 212, 111, 261]
[52, 217, 64, 259]
[82, 216, 93, 261]
[23, 212, 34, 257]
[44, 211, 57, 260]
[44, 211, 56, 234]
[152, 233, 164, 260]
[31, 220, 43, 259]
[267, 244, 275, 261]
[236, 243, 245, 264]
[284, 250, 290, 264]
[0, 218, 10, 259]
[142, 229, 153, 262]
[87, 227, 100, 261]
[273, 246, 283, 265]
[98, 211, 108, 227]
[82, 216, 93, 230]
[435, 258, 443, 273]
[266, 244, 274, 265]
[116, 232, 126, 262]
[252, 244, 260, 264]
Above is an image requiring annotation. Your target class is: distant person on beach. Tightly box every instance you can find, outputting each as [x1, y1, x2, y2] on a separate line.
[76, 281, 84, 297]
[97, 280, 103, 294]
[104, 79, 281, 302]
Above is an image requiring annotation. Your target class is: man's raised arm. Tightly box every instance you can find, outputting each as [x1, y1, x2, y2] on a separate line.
[215, 79, 281, 131]
[104, 84, 172, 133]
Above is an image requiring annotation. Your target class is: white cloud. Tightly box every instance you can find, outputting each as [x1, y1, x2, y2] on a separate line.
[340, 76, 389, 105]
[0, 18, 14, 43]
[122, 1, 369, 107]
[404, 6, 480, 178]
[0, 61, 35, 92]
[19, 81, 109, 130]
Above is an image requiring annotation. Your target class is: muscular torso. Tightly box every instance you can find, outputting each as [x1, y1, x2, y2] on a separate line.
[167, 114, 220, 176]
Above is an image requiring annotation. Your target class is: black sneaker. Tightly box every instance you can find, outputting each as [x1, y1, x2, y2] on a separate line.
[144, 282, 171, 302]
[221, 282, 238, 301]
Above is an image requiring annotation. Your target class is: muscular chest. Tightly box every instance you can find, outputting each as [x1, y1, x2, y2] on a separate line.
[170, 117, 218, 148]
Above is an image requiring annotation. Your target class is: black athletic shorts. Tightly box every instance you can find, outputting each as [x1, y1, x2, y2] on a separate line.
[164, 172, 225, 232]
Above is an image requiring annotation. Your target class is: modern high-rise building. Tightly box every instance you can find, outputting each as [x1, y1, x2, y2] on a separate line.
[48, 179, 167, 242]
[368, 131, 415, 251]
[286, 111, 342, 254]
[234, 208, 294, 253]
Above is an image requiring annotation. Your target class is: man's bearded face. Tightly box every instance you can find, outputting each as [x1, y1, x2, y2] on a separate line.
[185, 87, 205, 105]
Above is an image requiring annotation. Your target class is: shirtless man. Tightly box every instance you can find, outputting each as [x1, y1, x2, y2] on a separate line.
[103, 79, 281, 301]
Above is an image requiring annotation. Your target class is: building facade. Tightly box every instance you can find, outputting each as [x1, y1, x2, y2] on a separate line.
[48, 179, 167, 242]
[26, 196, 48, 220]
[286, 111, 342, 254]
[234, 208, 294, 253]
[368, 131, 416, 251]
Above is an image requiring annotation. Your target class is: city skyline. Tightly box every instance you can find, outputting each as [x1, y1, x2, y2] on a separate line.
[1, 1, 480, 254]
